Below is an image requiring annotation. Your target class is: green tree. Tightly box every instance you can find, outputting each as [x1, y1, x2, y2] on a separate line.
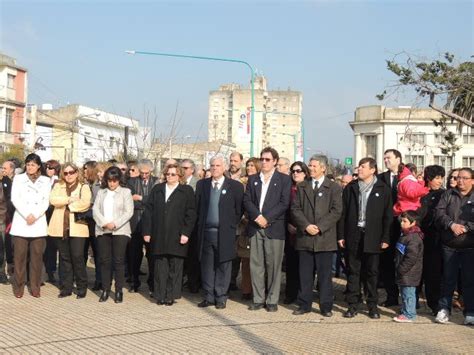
[0, 144, 25, 163]
[377, 52, 473, 127]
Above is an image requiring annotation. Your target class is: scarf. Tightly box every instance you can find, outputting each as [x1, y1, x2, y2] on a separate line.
[358, 176, 377, 227]
[27, 171, 41, 183]
[63, 181, 79, 238]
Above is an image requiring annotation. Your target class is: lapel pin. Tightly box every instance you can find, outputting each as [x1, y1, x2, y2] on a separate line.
[375, 193, 380, 197]
[254, 182, 258, 186]
[318, 192, 323, 197]
[222, 189, 227, 195]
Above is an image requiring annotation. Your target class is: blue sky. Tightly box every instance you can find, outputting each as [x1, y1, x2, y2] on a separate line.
[1, 0, 473, 160]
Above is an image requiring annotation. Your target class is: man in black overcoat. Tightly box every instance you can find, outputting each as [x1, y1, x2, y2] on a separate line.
[195, 155, 244, 309]
[291, 155, 342, 317]
[338, 157, 393, 319]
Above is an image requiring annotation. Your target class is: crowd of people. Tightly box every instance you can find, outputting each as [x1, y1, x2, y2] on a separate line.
[0, 147, 472, 326]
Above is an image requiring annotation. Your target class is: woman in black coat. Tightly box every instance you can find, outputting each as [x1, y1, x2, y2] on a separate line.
[142, 164, 196, 305]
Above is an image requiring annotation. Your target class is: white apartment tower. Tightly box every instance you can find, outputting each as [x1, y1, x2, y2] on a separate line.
[208, 76, 303, 160]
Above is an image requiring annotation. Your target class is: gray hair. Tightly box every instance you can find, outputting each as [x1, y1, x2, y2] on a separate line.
[309, 154, 328, 169]
[210, 154, 227, 166]
[279, 157, 290, 165]
[138, 159, 154, 171]
[181, 158, 195, 170]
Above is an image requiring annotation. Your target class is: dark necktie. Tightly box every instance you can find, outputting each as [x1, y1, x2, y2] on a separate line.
[213, 181, 219, 191]
[313, 180, 319, 191]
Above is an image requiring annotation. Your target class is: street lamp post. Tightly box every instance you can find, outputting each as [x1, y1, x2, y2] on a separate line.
[125, 50, 256, 156]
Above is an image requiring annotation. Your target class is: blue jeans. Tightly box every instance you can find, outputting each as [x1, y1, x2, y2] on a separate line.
[438, 246, 474, 316]
[400, 286, 417, 320]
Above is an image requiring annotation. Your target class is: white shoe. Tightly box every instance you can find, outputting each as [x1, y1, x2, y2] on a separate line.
[435, 309, 449, 324]
[464, 315, 474, 325]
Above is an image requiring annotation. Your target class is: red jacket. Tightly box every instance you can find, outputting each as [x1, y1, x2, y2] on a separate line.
[393, 167, 429, 216]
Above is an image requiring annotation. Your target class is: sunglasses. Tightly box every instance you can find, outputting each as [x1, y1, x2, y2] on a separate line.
[291, 169, 303, 174]
[46, 166, 56, 170]
[449, 176, 458, 180]
[260, 157, 273, 162]
[63, 170, 77, 176]
[165, 173, 178, 177]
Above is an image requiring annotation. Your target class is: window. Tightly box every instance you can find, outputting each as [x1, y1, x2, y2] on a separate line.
[7, 74, 15, 89]
[410, 133, 425, 145]
[364, 135, 377, 159]
[462, 156, 474, 168]
[463, 134, 474, 144]
[406, 155, 425, 172]
[109, 137, 115, 148]
[434, 133, 444, 144]
[434, 155, 453, 172]
[5, 109, 13, 133]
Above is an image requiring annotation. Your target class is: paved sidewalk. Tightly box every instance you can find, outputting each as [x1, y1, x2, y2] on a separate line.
[0, 276, 472, 353]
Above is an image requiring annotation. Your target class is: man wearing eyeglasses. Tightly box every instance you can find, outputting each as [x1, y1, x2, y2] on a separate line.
[435, 167, 474, 326]
[128, 160, 158, 294]
[181, 159, 198, 191]
[291, 155, 343, 317]
[243, 147, 292, 312]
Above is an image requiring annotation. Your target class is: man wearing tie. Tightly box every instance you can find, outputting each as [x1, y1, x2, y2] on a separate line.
[195, 155, 244, 309]
[244, 147, 292, 312]
[128, 160, 157, 294]
[291, 155, 343, 316]
[377, 149, 402, 307]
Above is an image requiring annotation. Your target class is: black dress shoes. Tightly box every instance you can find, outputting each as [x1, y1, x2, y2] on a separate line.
[129, 286, 140, 293]
[266, 304, 278, 312]
[165, 300, 174, 306]
[99, 290, 110, 302]
[344, 308, 358, 318]
[215, 302, 226, 309]
[248, 303, 265, 311]
[115, 291, 123, 303]
[76, 291, 87, 299]
[157, 300, 166, 305]
[368, 308, 380, 319]
[198, 300, 213, 308]
[58, 291, 72, 298]
[292, 307, 311, 315]
[321, 311, 333, 317]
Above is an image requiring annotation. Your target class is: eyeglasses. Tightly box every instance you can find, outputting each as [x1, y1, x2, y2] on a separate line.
[165, 173, 177, 177]
[63, 170, 77, 176]
[450, 176, 458, 180]
[260, 157, 273, 162]
[456, 176, 471, 181]
[291, 169, 303, 174]
[46, 166, 55, 170]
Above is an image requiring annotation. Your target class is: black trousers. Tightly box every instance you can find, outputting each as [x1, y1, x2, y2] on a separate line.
[201, 230, 232, 303]
[284, 242, 299, 301]
[96, 234, 129, 291]
[379, 219, 399, 302]
[43, 237, 58, 275]
[154, 255, 184, 302]
[55, 237, 88, 293]
[130, 231, 154, 290]
[345, 232, 380, 309]
[422, 240, 443, 312]
[185, 230, 201, 292]
[297, 250, 334, 312]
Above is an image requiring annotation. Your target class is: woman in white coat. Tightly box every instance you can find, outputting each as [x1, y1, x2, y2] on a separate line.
[10, 154, 51, 298]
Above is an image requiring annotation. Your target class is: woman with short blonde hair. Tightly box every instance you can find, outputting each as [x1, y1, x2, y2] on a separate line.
[48, 162, 91, 299]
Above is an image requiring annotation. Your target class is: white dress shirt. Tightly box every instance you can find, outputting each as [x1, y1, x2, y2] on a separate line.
[211, 175, 225, 190]
[312, 175, 325, 190]
[165, 183, 179, 201]
[259, 170, 275, 212]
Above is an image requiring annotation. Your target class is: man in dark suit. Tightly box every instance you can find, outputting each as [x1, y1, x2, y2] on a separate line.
[195, 155, 244, 309]
[338, 157, 393, 318]
[182, 159, 199, 191]
[244, 147, 292, 312]
[377, 148, 402, 306]
[291, 155, 343, 317]
[128, 160, 158, 294]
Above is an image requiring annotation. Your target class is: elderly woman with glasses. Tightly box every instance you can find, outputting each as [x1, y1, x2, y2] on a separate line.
[10, 154, 51, 298]
[142, 163, 196, 306]
[93, 166, 134, 303]
[48, 163, 92, 299]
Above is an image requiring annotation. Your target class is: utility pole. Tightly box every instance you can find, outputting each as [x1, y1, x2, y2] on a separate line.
[124, 126, 129, 162]
[29, 105, 37, 151]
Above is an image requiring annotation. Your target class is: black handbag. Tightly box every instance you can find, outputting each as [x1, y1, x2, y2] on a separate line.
[74, 184, 92, 225]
